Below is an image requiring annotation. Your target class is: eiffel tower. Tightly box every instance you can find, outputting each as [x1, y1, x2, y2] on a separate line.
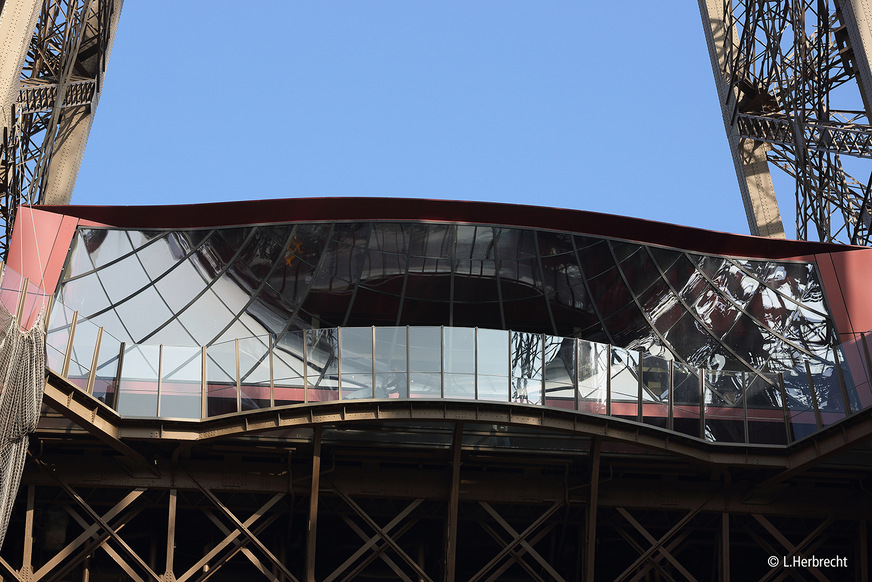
[3, 1, 872, 257]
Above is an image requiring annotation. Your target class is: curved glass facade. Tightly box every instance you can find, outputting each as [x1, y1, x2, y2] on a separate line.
[56, 222, 844, 386]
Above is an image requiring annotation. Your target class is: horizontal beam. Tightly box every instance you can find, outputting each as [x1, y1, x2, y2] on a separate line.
[737, 113, 872, 159]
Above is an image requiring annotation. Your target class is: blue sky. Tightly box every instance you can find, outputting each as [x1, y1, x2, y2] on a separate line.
[74, 1, 794, 238]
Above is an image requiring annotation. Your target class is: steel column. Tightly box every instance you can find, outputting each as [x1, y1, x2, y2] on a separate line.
[306, 425, 322, 582]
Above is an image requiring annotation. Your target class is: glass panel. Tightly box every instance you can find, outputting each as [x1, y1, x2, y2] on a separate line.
[810, 365, 846, 427]
[160, 346, 202, 419]
[609, 347, 639, 420]
[66, 315, 100, 391]
[511, 332, 542, 405]
[704, 371, 745, 443]
[641, 354, 669, 429]
[672, 362, 701, 438]
[783, 368, 818, 442]
[577, 341, 607, 415]
[340, 327, 373, 399]
[544, 337, 574, 410]
[117, 345, 160, 417]
[206, 340, 237, 416]
[46, 302, 75, 373]
[239, 336, 272, 410]
[307, 329, 339, 402]
[375, 327, 408, 399]
[478, 328, 509, 402]
[274, 331, 306, 406]
[93, 332, 122, 407]
[444, 327, 475, 400]
[746, 373, 787, 445]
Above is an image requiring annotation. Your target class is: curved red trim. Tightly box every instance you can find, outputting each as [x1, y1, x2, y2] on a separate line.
[33, 197, 851, 259]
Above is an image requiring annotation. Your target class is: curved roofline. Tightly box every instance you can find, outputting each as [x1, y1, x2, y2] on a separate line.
[33, 196, 853, 259]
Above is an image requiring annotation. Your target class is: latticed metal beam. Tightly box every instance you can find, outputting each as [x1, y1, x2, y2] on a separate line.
[700, 0, 872, 245]
[0, 0, 122, 259]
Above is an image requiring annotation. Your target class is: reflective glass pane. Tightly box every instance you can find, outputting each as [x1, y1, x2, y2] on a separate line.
[746, 373, 787, 445]
[783, 368, 818, 442]
[117, 345, 159, 417]
[160, 346, 202, 419]
[206, 340, 237, 416]
[93, 331, 122, 407]
[478, 329, 509, 402]
[672, 362, 701, 438]
[704, 372, 745, 443]
[307, 329, 339, 402]
[511, 332, 542, 405]
[67, 315, 100, 391]
[340, 327, 373, 399]
[641, 354, 669, 429]
[445, 328, 474, 400]
[375, 327, 408, 399]
[578, 341, 607, 415]
[609, 347, 639, 420]
[239, 336, 272, 410]
[46, 302, 75, 373]
[273, 331, 306, 406]
[544, 337, 575, 410]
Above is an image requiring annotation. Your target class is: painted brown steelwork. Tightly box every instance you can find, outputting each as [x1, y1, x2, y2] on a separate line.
[700, 0, 872, 245]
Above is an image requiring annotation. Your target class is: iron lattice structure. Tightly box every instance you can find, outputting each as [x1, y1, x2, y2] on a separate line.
[0, 0, 121, 259]
[701, 0, 872, 244]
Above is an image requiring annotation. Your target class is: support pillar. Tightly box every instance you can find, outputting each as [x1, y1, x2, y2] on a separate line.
[584, 438, 600, 582]
[697, 0, 785, 239]
[720, 513, 730, 582]
[306, 426, 322, 582]
[164, 489, 177, 581]
[445, 422, 462, 582]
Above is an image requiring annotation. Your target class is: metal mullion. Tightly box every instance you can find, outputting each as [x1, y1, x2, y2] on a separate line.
[492, 228, 506, 330]
[337, 327, 343, 400]
[156, 345, 163, 417]
[700, 367, 706, 440]
[474, 328, 479, 401]
[778, 372, 792, 443]
[371, 326, 376, 399]
[606, 344, 612, 416]
[742, 372, 750, 444]
[540, 333, 546, 406]
[637, 350, 644, 423]
[61, 310, 78, 377]
[668, 360, 674, 431]
[508, 330, 512, 403]
[201, 346, 207, 419]
[574, 339, 579, 411]
[441, 326, 445, 399]
[449, 225, 456, 327]
[85, 326, 103, 395]
[394, 224, 413, 325]
[269, 335, 275, 408]
[235, 339, 241, 413]
[111, 341, 124, 410]
[303, 330, 309, 404]
[406, 326, 411, 397]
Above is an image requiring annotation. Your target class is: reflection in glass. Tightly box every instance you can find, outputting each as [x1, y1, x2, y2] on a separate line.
[409, 327, 441, 397]
[610, 348, 639, 420]
[340, 327, 373, 399]
[238, 336, 271, 410]
[307, 329, 339, 402]
[544, 337, 575, 410]
[511, 332, 543, 405]
[161, 346, 202, 419]
[444, 327, 475, 399]
[478, 329, 509, 402]
[578, 342, 608, 415]
[375, 327, 408, 399]
[704, 371, 745, 443]
[117, 345, 160, 417]
[672, 363, 701, 438]
[206, 340, 237, 416]
[273, 331, 306, 406]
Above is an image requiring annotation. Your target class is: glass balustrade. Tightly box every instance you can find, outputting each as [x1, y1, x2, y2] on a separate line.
[0, 259, 864, 447]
